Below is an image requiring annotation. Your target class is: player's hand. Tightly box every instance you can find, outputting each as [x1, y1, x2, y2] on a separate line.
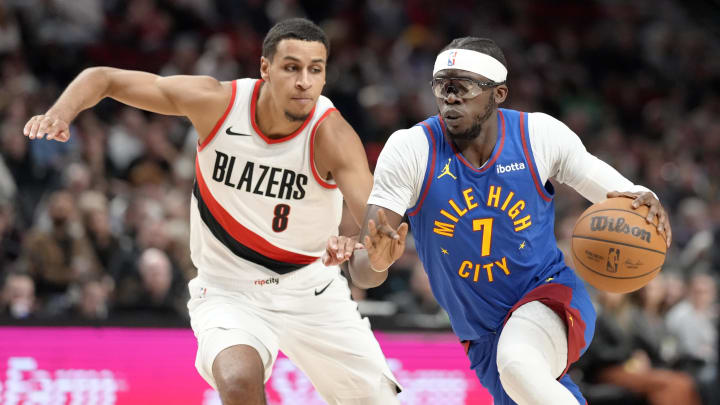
[364, 209, 409, 272]
[322, 235, 364, 266]
[23, 114, 71, 142]
[607, 191, 672, 248]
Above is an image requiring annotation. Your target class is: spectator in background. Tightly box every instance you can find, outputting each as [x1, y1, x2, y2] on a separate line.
[0, 272, 36, 319]
[115, 248, 185, 319]
[21, 190, 101, 298]
[389, 260, 450, 329]
[73, 275, 112, 320]
[0, 200, 22, 271]
[665, 272, 718, 388]
[577, 290, 701, 405]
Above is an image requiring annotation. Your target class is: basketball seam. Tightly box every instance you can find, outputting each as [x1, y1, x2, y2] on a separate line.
[571, 235, 666, 255]
[571, 250, 663, 280]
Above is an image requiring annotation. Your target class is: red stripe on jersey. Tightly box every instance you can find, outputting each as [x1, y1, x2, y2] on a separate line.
[250, 79, 317, 144]
[198, 80, 237, 151]
[194, 158, 319, 265]
[440, 111, 506, 173]
[408, 121, 437, 217]
[309, 108, 339, 189]
[520, 112, 552, 202]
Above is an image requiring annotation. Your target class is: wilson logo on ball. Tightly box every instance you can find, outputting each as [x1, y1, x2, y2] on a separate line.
[590, 216, 652, 243]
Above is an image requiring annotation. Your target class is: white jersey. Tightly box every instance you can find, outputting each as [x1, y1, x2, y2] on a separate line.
[190, 78, 343, 290]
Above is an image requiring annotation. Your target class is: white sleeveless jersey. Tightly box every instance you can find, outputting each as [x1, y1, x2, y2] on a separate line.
[190, 78, 343, 289]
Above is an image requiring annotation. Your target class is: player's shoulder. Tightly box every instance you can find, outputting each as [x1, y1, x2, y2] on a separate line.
[380, 126, 428, 159]
[526, 111, 569, 131]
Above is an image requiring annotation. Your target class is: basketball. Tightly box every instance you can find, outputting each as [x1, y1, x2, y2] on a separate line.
[571, 197, 667, 293]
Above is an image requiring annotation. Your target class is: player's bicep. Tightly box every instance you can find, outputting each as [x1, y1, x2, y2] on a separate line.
[105, 68, 224, 117]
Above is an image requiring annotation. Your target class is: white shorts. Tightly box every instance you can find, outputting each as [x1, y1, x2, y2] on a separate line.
[187, 270, 401, 402]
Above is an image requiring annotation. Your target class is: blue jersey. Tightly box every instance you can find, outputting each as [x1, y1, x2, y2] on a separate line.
[407, 109, 569, 341]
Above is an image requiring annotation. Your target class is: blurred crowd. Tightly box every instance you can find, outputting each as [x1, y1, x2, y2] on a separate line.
[0, 0, 719, 403]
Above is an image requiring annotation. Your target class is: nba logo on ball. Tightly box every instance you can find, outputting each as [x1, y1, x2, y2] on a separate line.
[606, 248, 620, 273]
[448, 51, 457, 66]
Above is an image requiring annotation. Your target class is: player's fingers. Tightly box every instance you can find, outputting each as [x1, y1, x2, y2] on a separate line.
[368, 219, 378, 237]
[28, 116, 45, 139]
[43, 118, 59, 139]
[23, 116, 38, 137]
[56, 130, 70, 143]
[321, 250, 331, 266]
[665, 221, 673, 248]
[645, 201, 659, 224]
[378, 224, 399, 240]
[630, 193, 648, 208]
[363, 235, 374, 252]
[377, 208, 389, 226]
[397, 222, 409, 241]
[35, 116, 56, 140]
[328, 235, 339, 250]
[343, 237, 355, 258]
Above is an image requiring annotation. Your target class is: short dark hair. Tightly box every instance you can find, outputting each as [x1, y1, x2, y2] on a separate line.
[262, 18, 330, 61]
[441, 37, 507, 69]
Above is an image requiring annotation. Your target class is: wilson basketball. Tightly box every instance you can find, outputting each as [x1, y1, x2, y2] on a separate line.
[571, 197, 667, 293]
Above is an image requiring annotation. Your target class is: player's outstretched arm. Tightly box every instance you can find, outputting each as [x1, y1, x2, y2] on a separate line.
[23, 67, 230, 144]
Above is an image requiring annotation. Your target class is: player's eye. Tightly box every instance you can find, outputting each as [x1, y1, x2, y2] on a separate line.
[285, 65, 298, 72]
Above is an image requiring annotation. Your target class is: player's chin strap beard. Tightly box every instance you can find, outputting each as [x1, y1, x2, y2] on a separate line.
[285, 110, 309, 122]
[447, 97, 496, 141]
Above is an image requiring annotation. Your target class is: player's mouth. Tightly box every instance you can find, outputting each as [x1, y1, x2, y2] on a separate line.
[442, 109, 464, 123]
[291, 96, 313, 105]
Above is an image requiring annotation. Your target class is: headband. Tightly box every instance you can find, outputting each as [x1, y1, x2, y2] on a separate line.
[433, 49, 507, 82]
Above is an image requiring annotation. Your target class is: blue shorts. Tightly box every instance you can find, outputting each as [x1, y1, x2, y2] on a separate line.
[464, 268, 596, 405]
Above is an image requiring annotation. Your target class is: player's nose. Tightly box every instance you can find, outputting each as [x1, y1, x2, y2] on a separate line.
[296, 71, 311, 90]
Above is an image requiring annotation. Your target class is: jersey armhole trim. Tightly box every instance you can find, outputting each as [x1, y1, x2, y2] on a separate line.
[408, 121, 437, 217]
[198, 79, 237, 151]
[309, 108, 339, 189]
[520, 112, 553, 202]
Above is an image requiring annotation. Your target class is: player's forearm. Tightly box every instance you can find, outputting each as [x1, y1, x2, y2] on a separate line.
[348, 250, 388, 289]
[46, 67, 112, 122]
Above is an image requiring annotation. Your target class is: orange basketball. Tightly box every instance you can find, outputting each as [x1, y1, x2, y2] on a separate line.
[571, 197, 667, 293]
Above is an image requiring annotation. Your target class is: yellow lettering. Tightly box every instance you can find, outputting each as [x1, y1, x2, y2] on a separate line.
[500, 191, 515, 211]
[440, 209, 459, 223]
[514, 215, 532, 231]
[458, 261, 472, 278]
[463, 188, 478, 210]
[448, 199, 468, 217]
[433, 221, 455, 237]
[494, 257, 510, 275]
[508, 200, 525, 219]
[473, 264, 481, 282]
[484, 263, 495, 282]
[487, 185, 501, 208]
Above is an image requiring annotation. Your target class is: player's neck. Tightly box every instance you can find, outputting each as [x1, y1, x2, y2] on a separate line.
[255, 83, 307, 138]
[451, 111, 498, 168]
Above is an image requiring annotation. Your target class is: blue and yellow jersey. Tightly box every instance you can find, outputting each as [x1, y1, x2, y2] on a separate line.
[407, 108, 570, 341]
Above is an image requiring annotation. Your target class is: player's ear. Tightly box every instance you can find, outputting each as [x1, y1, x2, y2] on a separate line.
[494, 85, 508, 104]
[260, 56, 270, 81]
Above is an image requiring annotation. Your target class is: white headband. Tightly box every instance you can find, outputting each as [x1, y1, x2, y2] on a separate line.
[433, 49, 507, 83]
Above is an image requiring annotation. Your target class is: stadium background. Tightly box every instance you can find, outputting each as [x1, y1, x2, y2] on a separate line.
[0, 0, 718, 404]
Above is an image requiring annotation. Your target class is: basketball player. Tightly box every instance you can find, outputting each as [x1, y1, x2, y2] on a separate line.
[23, 19, 400, 405]
[328, 37, 672, 405]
